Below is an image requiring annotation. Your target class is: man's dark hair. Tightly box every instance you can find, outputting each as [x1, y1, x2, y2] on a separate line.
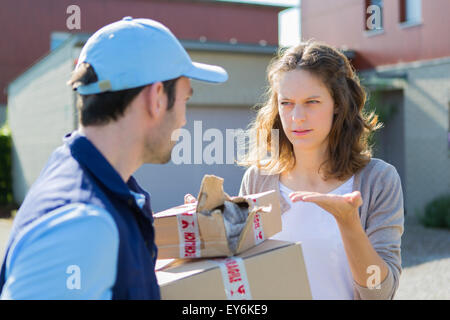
[68, 63, 178, 126]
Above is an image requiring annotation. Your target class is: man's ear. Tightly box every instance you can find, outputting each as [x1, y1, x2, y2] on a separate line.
[144, 82, 166, 119]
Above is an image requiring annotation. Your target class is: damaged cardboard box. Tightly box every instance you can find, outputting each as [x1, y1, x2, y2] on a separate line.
[156, 239, 312, 300]
[153, 175, 282, 259]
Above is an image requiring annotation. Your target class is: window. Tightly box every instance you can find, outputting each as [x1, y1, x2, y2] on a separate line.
[365, 0, 384, 31]
[400, 0, 422, 24]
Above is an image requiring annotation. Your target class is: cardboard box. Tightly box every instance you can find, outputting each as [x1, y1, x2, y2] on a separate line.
[154, 175, 282, 259]
[156, 239, 312, 300]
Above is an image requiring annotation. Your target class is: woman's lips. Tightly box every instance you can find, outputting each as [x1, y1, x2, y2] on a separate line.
[292, 129, 312, 136]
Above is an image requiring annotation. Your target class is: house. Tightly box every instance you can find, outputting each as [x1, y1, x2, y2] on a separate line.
[5, 0, 291, 211]
[300, 0, 450, 217]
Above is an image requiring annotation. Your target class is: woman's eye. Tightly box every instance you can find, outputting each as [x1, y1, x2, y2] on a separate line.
[280, 101, 292, 106]
[307, 100, 320, 104]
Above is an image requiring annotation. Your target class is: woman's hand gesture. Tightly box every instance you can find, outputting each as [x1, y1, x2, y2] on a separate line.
[184, 193, 197, 204]
[289, 190, 363, 226]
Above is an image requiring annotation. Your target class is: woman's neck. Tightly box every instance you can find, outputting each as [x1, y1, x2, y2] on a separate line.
[290, 145, 328, 178]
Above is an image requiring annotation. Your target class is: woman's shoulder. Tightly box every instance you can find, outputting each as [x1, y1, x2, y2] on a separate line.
[356, 157, 402, 191]
[241, 164, 279, 195]
[355, 158, 404, 233]
[358, 158, 400, 178]
[243, 164, 279, 181]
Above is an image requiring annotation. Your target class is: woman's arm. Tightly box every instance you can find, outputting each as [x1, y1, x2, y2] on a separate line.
[337, 213, 391, 291]
[352, 164, 404, 299]
[290, 164, 404, 299]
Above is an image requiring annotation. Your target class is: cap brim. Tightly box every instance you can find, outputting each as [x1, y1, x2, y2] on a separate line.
[184, 62, 228, 83]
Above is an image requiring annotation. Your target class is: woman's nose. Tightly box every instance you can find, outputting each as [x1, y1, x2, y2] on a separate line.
[292, 104, 306, 123]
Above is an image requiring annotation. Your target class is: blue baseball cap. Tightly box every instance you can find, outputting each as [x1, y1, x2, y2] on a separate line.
[74, 17, 228, 95]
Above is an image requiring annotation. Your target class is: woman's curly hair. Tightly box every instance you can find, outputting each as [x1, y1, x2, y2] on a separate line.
[239, 40, 382, 181]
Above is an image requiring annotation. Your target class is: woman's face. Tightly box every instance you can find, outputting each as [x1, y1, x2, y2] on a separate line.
[277, 69, 335, 152]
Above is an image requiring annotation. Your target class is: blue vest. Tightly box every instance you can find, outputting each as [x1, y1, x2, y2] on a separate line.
[0, 131, 161, 299]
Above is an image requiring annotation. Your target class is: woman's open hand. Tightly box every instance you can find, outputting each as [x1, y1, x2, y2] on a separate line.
[289, 190, 363, 226]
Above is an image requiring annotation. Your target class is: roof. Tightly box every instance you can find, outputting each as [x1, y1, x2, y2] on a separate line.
[68, 33, 279, 54]
[178, 0, 294, 10]
[7, 33, 279, 89]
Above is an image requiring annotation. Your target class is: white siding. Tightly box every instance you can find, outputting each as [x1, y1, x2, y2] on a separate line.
[188, 50, 270, 106]
[8, 41, 77, 203]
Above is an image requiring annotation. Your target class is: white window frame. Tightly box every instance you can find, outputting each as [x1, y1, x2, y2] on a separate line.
[399, 0, 422, 29]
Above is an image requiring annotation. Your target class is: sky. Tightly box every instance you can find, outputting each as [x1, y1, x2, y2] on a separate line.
[218, 0, 301, 47]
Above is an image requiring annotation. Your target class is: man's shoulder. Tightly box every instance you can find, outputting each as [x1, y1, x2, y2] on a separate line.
[8, 203, 118, 269]
[32, 142, 84, 192]
[13, 203, 118, 247]
[3, 203, 119, 300]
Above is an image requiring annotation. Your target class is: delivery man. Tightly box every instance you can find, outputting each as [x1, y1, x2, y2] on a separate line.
[0, 17, 227, 299]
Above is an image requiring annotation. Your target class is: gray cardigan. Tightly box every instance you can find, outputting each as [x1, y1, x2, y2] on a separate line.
[238, 158, 404, 300]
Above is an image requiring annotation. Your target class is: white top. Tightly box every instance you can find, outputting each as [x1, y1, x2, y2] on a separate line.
[271, 175, 355, 300]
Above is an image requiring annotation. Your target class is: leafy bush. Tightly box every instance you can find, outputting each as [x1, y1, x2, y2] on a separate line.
[420, 194, 450, 229]
[0, 124, 13, 206]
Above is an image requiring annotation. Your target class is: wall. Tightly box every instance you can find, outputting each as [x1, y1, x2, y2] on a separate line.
[134, 105, 256, 212]
[8, 40, 79, 203]
[0, 105, 6, 127]
[126, 49, 274, 211]
[371, 89, 407, 210]
[0, 0, 282, 104]
[402, 60, 450, 217]
[7, 37, 275, 206]
[301, 0, 450, 69]
[188, 50, 271, 107]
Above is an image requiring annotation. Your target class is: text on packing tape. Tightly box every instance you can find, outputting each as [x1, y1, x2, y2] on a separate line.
[176, 205, 201, 258]
[214, 256, 252, 300]
[251, 198, 265, 245]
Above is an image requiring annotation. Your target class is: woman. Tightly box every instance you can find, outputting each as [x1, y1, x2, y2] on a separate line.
[236, 41, 404, 300]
